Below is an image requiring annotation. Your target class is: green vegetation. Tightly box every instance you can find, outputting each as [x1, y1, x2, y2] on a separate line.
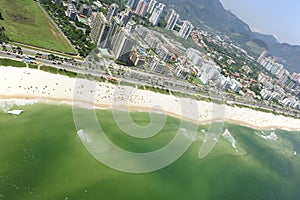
[246, 40, 267, 56]
[0, 58, 25, 67]
[99, 7, 108, 15]
[58, 68, 77, 78]
[0, 0, 76, 53]
[40, 65, 78, 78]
[28, 64, 38, 69]
[151, 26, 202, 50]
[137, 85, 170, 95]
[99, 0, 126, 10]
[40, 0, 95, 56]
[40, 65, 58, 74]
[157, 19, 167, 28]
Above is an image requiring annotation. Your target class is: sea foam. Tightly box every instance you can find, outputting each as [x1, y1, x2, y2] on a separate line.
[222, 129, 237, 149]
[0, 99, 37, 113]
[77, 129, 92, 143]
[256, 131, 278, 141]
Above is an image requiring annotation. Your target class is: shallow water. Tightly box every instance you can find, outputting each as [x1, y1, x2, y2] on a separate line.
[0, 103, 300, 200]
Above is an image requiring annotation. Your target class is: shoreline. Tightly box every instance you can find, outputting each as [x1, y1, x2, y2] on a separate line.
[1, 96, 299, 132]
[1, 66, 300, 132]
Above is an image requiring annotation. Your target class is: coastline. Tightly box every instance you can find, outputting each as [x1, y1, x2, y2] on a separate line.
[1, 66, 300, 131]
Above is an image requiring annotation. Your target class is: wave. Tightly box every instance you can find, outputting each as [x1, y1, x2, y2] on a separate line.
[0, 99, 37, 113]
[77, 129, 92, 143]
[222, 129, 237, 149]
[256, 131, 278, 141]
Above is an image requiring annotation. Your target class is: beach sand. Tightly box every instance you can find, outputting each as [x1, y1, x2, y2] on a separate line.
[1, 66, 300, 131]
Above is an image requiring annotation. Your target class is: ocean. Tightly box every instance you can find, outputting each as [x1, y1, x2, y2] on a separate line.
[1, 102, 300, 199]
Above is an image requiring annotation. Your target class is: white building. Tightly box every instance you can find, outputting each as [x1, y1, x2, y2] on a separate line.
[66, 3, 77, 21]
[261, 89, 273, 101]
[174, 64, 190, 79]
[199, 61, 220, 84]
[111, 27, 135, 62]
[127, 0, 139, 9]
[135, 0, 148, 17]
[229, 79, 242, 93]
[90, 12, 110, 47]
[150, 58, 166, 74]
[147, 0, 157, 15]
[186, 48, 202, 66]
[118, 7, 133, 26]
[178, 20, 194, 39]
[149, 3, 165, 26]
[165, 9, 179, 30]
[106, 3, 119, 22]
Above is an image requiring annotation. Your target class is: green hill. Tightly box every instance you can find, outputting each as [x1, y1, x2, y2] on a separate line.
[0, 0, 76, 54]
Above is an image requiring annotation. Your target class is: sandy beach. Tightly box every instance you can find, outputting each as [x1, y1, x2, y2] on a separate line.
[1, 66, 300, 131]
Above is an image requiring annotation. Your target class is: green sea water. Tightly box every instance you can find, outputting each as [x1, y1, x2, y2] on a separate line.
[1, 103, 300, 200]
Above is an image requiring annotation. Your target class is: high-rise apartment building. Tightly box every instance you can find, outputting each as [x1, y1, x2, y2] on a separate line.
[126, 0, 139, 9]
[111, 27, 136, 62]
[118, 7, 133, 26]
[106, 3, 119, 22]
[147, 0, 157, 14]
[178, 20, 194, 39]
[135, 0, 148, 17]
[149, 3, 165, 26]
[165, 9, 179, 30]
[90, 12, 110, 47]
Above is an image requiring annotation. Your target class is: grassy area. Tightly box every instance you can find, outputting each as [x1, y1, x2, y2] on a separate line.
[40, 65, 57, 74]
[0, 58, 26, 67]
[28, 64, 38, 69]
[39, 65, 78, 78]
[0, 0, 76, 54]
[58, 68, 77, 78]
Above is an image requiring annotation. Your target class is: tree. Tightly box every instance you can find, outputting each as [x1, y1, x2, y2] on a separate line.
[0, 26, 9, 43]
[157, 18, 167, 28]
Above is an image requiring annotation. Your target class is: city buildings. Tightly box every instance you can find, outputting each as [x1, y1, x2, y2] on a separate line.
[90, 12, 110, 47]
[229, 79, 242, 93]
[199, 61, 220, 84]
[135, 0, 149, 17]
[156, 45, 174, 62]
[257, 51, 268, 63]
[111, 27, 136, 62]
[118, 7, 133, 26]
[129, 48, 148, 69]
[66, 3, 78, 21]
[174, 63, 190, 79]
[106, 3, 119, 22]
[178, 20, 194, 39]
[91, 12, 135, 62]
[165, 9, 179, 30]
[149, 3, 165, 26]
[125, 20, 137, 33]
[79, 4, 91, 17]
[186, 48, 202, 66]
[147, 0, 157, 15]
[126, 0, 139, 10]
[150, 58, 166, 74]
